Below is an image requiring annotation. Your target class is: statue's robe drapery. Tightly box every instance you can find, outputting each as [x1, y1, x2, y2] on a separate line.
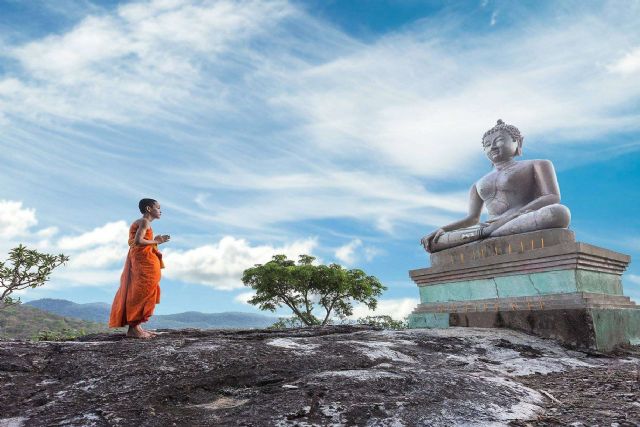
[109, 223, 164, 327]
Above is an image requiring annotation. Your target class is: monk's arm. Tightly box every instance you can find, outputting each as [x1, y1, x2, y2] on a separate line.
[518, 160, 561, 214]
[134, 220, 163, 246]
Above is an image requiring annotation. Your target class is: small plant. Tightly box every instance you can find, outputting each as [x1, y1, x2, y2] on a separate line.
[268, 317, 309, 329]
[35, 328, 86, 342]
[0, 245, 69, 309]
[356, 315, 407, 330]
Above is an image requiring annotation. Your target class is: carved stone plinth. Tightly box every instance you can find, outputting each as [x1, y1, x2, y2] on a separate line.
[407, 229, 639, 351]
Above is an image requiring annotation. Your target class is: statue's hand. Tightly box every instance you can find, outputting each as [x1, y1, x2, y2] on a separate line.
[421, 228, 445, 252]
[482, 210, 523, 238]
[480, 224, 495, 238]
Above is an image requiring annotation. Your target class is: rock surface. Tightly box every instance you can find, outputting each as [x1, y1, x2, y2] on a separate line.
[1, 326, 639, 426]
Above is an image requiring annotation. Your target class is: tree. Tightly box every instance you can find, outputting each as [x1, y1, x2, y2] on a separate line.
[0, 245, 69, 309]
[242, 254, 386, 326]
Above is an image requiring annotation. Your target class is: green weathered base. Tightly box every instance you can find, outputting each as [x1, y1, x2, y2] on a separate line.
[408, 307, 640, 351]
[418, 270, 622, 304]
[407, 312, 449, 328]
[591, 308, 640, 349]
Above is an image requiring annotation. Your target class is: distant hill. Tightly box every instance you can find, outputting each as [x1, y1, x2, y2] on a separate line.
[0, 304, 110, 340]
[145, 311, 277, 329]
[26, 298, 111, 323]
[25, 299, 277, 329]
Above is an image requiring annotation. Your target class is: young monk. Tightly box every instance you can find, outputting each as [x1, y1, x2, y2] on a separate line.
[109, 199, 170, 338]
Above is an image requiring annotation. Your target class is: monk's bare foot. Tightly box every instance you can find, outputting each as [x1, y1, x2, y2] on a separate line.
[127, 325, 153, 339]
[138, 326, 158, 336]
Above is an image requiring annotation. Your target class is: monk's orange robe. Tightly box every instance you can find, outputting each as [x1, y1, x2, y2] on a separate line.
[109, 222, 164, 328]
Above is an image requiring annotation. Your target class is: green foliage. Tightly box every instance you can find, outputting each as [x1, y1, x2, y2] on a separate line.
[0, 245, 69, 309]
[356, 315, 407, 330]
[268, 317, 309, 329]
[242, 254, 386, 326]
[35, 328, 88, 341]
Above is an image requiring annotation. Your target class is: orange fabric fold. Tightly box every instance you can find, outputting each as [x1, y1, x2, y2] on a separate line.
[109, 222, 163, 328]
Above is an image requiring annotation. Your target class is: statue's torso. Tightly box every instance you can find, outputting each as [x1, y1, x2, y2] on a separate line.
[476, 160, 538, 219]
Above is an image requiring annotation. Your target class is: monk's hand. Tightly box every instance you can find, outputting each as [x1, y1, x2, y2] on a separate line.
[421, 228, 445, 252]
[154, 234, 170, 244]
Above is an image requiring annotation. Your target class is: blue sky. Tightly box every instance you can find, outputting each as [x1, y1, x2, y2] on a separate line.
[1, 0, 639, 319]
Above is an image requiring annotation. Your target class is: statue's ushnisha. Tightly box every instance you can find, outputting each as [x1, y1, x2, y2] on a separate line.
[421, 119, 571, 253]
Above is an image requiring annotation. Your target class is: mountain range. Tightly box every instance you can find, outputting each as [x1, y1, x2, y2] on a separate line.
[0, 303, 107, 339]
[25, 298, 277, 329]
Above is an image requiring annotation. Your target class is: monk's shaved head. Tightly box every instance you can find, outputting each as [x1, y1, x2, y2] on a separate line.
[138, 198, 158, 214]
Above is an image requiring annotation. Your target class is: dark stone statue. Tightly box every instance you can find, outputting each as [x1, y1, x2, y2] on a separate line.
[421, 119, 571, 253]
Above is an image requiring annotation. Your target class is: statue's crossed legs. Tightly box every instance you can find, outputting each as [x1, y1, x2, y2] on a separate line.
[431, 204, 571, 252]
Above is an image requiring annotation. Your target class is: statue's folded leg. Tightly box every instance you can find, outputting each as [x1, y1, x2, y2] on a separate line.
[431, 225, 485, 252]
[490, 203, 571, 237]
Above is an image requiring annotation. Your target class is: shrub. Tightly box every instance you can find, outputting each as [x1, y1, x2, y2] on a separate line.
[356, 315, 407, 330]
[35, 328, 86, 342]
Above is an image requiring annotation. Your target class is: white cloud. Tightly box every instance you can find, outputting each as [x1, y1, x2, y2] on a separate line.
[36, 226, 59, 239]
[350, 298, 419, 321]
[335, 239, 362, 265]
[163, 236, 318, 290]
[57, 221, 129, 250]
[0, 200, 38, 238]
[0, 216, 130, 287]
[0, 200, 322, 293]
[490, 10, 498, 26]
[69, 244, 128, 269]
[608, 47, 640, 75]
[234, 291, 255, 304]
[333, 239, 380, 266]
[363, 246, 381, 262]
[52, 269, 122, 288]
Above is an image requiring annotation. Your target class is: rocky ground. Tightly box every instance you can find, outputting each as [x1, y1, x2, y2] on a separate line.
[0, 326, 638, 426]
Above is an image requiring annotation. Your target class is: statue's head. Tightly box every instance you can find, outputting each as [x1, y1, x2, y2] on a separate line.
[482, 119, 523, 163]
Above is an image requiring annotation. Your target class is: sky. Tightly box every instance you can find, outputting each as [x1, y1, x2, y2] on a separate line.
[1, 0, 639, 320]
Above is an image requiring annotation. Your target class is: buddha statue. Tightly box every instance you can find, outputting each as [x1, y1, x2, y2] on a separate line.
[421, 119, 571, 253]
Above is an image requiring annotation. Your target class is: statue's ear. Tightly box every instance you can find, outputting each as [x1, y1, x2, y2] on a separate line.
[515, 139, 523, 156]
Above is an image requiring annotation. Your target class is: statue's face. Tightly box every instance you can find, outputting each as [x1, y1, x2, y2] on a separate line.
[482, 130, 519, 163]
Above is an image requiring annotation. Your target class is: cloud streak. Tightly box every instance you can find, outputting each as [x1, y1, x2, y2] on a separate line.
[350, 298, 419, 320]
[10, 0, 639, 238]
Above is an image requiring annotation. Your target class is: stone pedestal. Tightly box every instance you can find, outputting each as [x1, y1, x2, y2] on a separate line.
[407, 229, 639, 351]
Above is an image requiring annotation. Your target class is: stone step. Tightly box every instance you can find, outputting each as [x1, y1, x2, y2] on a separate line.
[412, 292, 637, 314]
[412, 303, 639, 314]
[413, 254, 629, 283]
[582, 293, 633, 303]
[420, 292, 633, 305]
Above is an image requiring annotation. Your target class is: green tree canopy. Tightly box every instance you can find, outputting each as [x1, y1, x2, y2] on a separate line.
[0, 245, 69, 309]
[242, 254, 386, 326]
